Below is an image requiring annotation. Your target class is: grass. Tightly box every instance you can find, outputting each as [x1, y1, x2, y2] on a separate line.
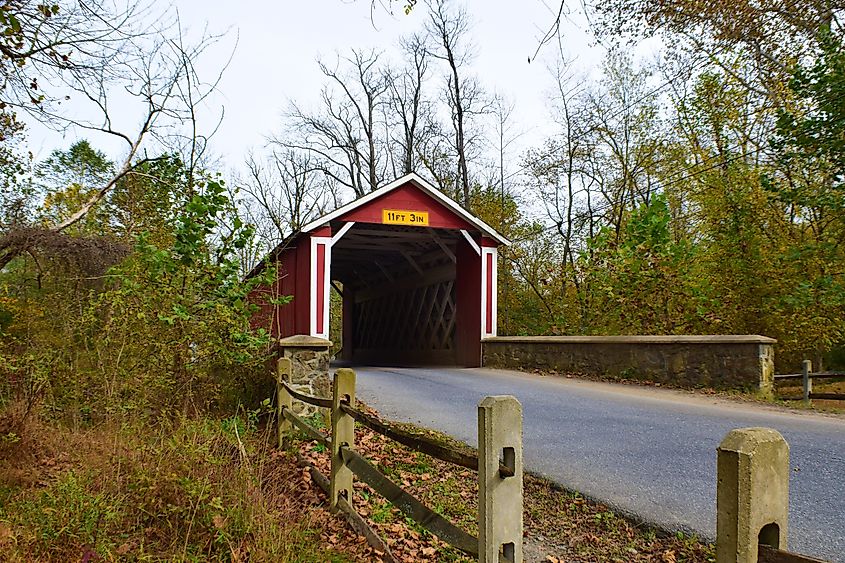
[774, 378, 845, 413]
[0, 397, 721, 562]
[0, 406, 367, 562]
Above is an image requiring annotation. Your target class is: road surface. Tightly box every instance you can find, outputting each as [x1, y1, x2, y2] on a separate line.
[352, 366, 845, 562]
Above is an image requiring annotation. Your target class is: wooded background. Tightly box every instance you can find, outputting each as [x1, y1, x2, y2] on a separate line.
[2, 0, 845, 425]
[0, 2, 841, 559]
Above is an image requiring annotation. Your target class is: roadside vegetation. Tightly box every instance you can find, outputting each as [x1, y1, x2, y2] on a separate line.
[0, 157, 353, 558]
[774, 379, 845, 413]
[293, 406, 716, 562]
[0, 0, 843, 561]
[0, 414, 366, 561]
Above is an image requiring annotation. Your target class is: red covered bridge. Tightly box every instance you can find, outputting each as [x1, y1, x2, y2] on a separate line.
[248, 172, 509, 367]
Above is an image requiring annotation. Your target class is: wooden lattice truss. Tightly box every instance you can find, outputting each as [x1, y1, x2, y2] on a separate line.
[354, 280, 455, 353]
[331, 223, 460, 356]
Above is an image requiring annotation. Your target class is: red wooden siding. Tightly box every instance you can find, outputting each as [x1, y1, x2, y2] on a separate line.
[248, 242, 301, 338]
[338, 183, 476, 230]
[455, 234, 482, 366]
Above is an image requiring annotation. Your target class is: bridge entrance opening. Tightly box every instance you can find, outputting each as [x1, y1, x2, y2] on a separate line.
[249, 173, 508, 367]
[332, 223, 468, 365]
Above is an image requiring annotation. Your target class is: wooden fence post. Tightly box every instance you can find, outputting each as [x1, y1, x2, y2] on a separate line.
[331, 368, 356, 511]
[802, 360, 813, 405]
[716, 427, 789, 563]
[478, 395, 523, 563]
[277, 357, 292, 449]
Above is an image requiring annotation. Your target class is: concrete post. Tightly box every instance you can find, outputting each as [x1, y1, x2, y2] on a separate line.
[478, 395, 523, 563]
[757, 342, 776, 399]
[802, 360, 813, 405]
[277, 358, 292, 449]
[716, 427, 789, 563]
[331, 368, 356, 511]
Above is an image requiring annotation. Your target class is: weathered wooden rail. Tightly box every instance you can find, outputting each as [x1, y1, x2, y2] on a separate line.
[758, 544, 828, 562]
[276, 358, 523, 562]
[774, 360, 845, 403]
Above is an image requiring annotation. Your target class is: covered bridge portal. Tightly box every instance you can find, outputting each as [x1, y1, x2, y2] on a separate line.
[250, 173, 508, 367]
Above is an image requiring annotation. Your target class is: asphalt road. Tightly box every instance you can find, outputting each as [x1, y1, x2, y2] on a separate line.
[352, 366, 845, 562]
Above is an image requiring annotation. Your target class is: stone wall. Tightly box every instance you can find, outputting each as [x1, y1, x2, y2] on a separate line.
[277, 335, 332, 417]
[482, 335, 776, 395]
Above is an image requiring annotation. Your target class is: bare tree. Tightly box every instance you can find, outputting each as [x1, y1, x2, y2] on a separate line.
[425, 0, 488, 208]
[528, 62, 597, 272]
[387, 33, 431, 176]
[240, 149, 331, 249]
[281, 49, 390, 198]
[0, 1, 225, 270]
[586, 52, 662, 240]
[416, 114, 457, 194]
[487, 95, 522, 218]
[485, 94, 522, 334]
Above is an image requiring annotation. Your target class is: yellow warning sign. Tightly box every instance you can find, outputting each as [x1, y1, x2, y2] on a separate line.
[382, 209, 429, 226]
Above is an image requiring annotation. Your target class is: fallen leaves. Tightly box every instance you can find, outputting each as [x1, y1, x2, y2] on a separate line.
[662, 549, 677, 562]
[0, 523, 15, 547]
[283, 402, 715, 563]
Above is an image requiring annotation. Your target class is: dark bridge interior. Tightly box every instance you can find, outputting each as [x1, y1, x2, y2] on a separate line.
[330, 221, 472, 366]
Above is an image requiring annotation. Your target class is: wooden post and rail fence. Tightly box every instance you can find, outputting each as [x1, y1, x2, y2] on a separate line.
[774, 360, 845, 404]
[276, 357, 523, 562]
[274, 358, 831, 563]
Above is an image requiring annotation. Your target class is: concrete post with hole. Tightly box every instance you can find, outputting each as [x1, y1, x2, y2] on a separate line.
[802, 359, 813, 405]
[716, 427, 789, 563]
[478, 395, 523, 563]
[331, 368, 356, 511]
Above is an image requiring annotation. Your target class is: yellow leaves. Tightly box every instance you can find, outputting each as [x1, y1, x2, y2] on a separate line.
[41, 184, 98, 225]
[662, 548, 678, 562]
[0, 522, 15, 547]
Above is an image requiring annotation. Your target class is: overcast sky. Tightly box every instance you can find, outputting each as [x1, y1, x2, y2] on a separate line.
[178, 0, 605, 169]
[28, 1, 608, 177]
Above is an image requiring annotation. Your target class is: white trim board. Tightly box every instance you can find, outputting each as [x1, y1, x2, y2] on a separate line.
[460, 229, 481, 255]
[309, 236, 332, 340]
[480, 246, 498, 338]
[330, 221, 355, 246]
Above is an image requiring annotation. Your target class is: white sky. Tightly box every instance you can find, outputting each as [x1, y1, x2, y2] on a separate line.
[27, 1, 607, 180]
[176, 0, 604, 172]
